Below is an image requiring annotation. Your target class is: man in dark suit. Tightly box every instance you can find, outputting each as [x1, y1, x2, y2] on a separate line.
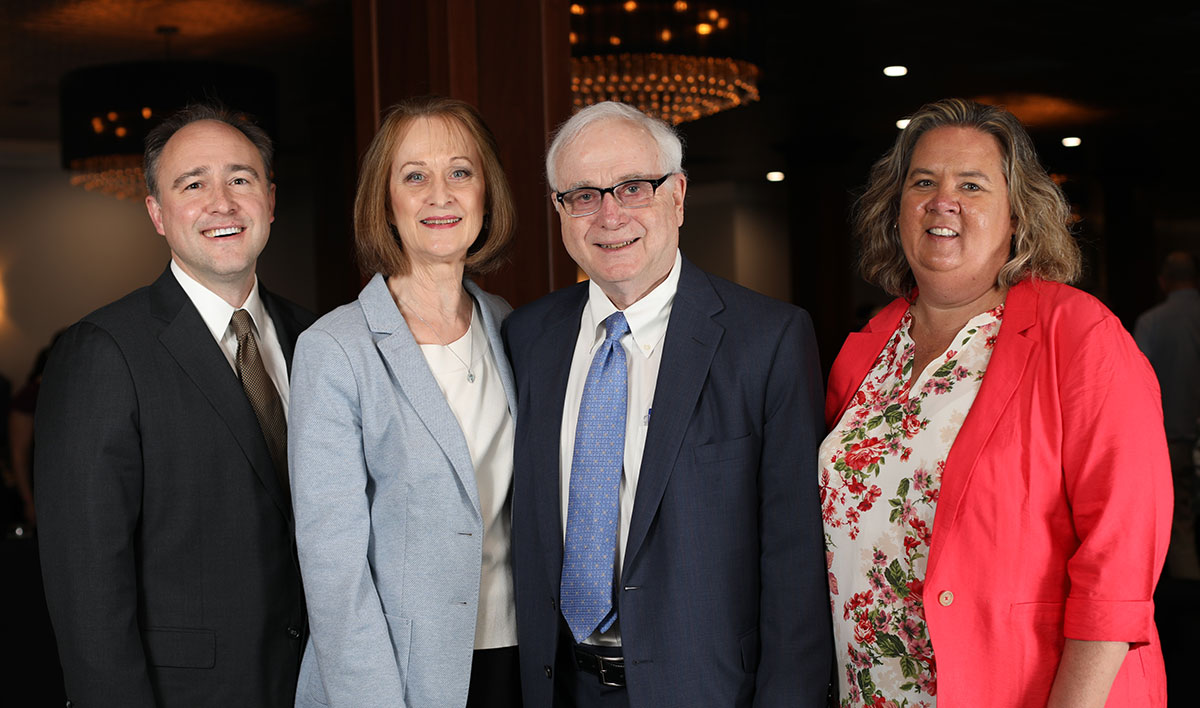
[505, 102, 831, 707]
[35, 103, 313, 707]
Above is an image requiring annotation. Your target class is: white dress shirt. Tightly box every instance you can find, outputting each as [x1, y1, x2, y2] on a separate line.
[170, 260, 291, 415]
[420, 301, 518, 650]
[559, 250, 682, 646]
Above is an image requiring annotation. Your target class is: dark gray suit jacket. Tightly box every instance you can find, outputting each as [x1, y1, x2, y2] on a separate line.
[504, 257, 832, 708]
[35, 267, 314, 707]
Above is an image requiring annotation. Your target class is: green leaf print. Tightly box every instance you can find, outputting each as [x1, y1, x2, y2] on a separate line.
[883, 403, 904, 426]
[900, 655, 920, 679]
[896, 478, 910, 498]
[876, 633, 906, 658]
[885, 559, 907, 591]
[857, 668, 877, 696]
[867, 415, 883, 430]
[932, 358, 957, 378]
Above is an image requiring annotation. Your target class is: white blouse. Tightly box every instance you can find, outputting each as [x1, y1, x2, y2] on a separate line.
[820, 304, 1004, 706]
[420, 302, 517, 650]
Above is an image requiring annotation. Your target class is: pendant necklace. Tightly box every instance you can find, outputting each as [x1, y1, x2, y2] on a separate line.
[397, 295, 475, 383]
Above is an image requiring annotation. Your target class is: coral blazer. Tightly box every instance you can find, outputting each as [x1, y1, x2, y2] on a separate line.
[826, 279, 1170, 706]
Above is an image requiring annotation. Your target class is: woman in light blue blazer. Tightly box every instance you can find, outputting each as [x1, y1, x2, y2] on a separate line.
[289, 97, 521, 708]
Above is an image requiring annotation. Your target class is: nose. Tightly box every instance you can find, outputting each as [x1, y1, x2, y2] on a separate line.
[208, 182, 237, 213]
[596, 191, 627, 227]
[428, 176, 454, 206]
[927, 185, 959, 214]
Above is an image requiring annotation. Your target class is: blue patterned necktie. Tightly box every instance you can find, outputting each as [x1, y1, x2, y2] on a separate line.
[561, 311, 630, 642]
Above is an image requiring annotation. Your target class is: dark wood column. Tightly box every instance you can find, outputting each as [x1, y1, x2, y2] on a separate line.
[353, 0, 576, 306]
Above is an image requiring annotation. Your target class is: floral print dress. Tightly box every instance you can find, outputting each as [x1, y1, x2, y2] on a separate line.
[820, 304, 1004, 707]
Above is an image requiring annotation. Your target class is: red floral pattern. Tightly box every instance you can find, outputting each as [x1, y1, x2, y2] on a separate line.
[821, 305, 1003, 707]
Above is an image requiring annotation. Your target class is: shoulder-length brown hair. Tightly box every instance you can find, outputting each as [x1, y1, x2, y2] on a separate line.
[354, 96, 516, 278]
[854, 98, 1081, 297]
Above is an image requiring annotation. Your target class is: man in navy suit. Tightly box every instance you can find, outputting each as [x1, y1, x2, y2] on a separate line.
[505, 101, 831, 707]
[35, 104, 311, 707]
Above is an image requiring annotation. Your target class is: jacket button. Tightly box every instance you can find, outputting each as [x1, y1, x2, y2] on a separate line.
[544, 665, 553, 678]
[287, 626, 301, 639]
[938, 590, 954, 607]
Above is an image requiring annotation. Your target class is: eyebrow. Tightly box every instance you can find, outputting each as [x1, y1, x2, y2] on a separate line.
[170, 163, 261, 190]
[908, 167, 994, 183]
[564, 173, 653, 190]
[397, 156, 476, 170]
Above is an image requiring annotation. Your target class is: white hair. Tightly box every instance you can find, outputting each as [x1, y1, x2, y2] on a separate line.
[545, 102, 684, 190]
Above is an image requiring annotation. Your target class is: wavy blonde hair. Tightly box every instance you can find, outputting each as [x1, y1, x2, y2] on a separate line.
[855, 98, 1081, 297]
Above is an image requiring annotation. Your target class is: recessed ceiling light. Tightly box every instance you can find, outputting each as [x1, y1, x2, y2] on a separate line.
[896, 118, 911, 129]
[883, 65, 908, 77]
[1061, 137, 1082, 147]
[766, 171, 785, 182]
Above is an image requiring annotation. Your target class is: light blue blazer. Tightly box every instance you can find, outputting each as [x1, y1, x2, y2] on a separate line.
[289, 273, 517, 708]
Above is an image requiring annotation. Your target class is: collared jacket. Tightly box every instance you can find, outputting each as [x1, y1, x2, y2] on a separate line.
[826, 279, 1170, 706]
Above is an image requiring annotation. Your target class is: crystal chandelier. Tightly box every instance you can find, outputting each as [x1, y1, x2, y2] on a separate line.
[569, 1, 759, 125]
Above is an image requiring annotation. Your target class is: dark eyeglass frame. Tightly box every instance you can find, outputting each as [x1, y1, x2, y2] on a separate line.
[553, 173, 675, 217]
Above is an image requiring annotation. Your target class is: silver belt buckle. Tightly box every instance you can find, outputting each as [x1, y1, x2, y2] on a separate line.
[597, 655, 624, 687]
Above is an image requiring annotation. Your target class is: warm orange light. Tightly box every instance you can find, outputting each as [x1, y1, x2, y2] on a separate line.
[623, 0, 637, 11]
[141, 107, 152, 119]
[609, 35, 621, 46]
[660, 28, 672, 41]
[569, 31, 578, 44]
[716, 17, 729, 29]
[115, 126, 128, 138]
[106, 111, 118, 121]
[91, 117, 104, 134]
[707, 9, 719, 20]
[570, 4, 584, 15]
[673, 0, 688, 10]
[696, 23, 713, 35]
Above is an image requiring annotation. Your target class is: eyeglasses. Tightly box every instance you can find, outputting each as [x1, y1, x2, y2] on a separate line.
[553, 174, 675, 217]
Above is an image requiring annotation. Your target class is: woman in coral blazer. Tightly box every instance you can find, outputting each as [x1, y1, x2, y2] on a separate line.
[821, 99, 1170, 707]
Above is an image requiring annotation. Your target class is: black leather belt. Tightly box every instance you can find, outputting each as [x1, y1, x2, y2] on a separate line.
[572, 646, 625, 687]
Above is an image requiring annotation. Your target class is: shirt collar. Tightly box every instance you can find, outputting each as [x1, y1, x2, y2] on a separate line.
[584, 249, 681, 359]
[170, 259, 267, 340]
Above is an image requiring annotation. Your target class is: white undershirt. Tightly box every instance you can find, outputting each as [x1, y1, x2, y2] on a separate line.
[420, 302, 518, 650]
[170, 260, 291, 416]
[558, 250, 681, 646]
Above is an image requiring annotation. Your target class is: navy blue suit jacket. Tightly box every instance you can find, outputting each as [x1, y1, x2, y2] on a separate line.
[504, 258, 831, 707]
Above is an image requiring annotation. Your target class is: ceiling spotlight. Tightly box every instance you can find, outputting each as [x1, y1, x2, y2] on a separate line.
[896, 118, 911, 129]
[766, 171, 785, 182]
[1061, 136, 1082, 147]
[883, 65, 908, 77]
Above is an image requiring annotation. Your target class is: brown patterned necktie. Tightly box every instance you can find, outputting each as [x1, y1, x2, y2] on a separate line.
[230, 309, 289, 498]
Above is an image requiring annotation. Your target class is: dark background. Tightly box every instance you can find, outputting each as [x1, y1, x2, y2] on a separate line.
[2, 1, 1197, 704]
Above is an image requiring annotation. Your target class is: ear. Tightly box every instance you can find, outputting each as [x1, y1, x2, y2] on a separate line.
[671, 173, 687, 227]
[268, 182, 277, 224]
[145, 194, 166, 236]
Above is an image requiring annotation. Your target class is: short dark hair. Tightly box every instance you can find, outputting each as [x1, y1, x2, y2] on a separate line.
[144, 102, 273, 198]
[855, 98, 1081, 297]
[354, 96, 516, 278]
[1162, 251, 1199, 285]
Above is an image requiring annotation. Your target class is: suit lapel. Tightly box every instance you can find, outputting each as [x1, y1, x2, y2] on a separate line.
[150, 269, 292, 518]
[527, 286, 589, 592]
[826, 300, 908, 429]
[260, 284, 302, 373]
[624, 261, 723, 571]
[361, 275, 483, 519]
[926, 280, 1039, 580]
